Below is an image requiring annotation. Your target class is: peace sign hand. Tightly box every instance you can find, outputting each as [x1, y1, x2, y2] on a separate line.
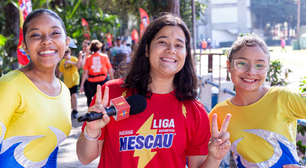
[208, 113, 232, 161]
[85, 85, 111, 138]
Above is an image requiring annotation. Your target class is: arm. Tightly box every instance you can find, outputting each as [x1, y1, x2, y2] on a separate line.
[80, 70, 88, 93]
[76, 85, 110, 164]
[188, 155, 222, 168]
[65, 60, 78, 66]
[108, 68, 114, 80]
[76, 51, 83, 69]
[76, 129, 104, 164]
[0, 82, 20, 143]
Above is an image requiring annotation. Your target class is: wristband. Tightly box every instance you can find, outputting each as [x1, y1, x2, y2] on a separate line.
[84, 125, 101, 141]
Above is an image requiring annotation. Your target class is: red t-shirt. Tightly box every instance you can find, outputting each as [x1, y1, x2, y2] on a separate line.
[83, 52, 112, 82]
[82, 79, 211, 168]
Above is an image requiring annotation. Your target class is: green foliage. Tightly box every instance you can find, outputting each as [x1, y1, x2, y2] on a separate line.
[251, 0, 306, 38]
[251, 0, 298, 27]
[180, 0, 207, 33]
[299, 76, 306, 93]
[265, 60, 292, 86]
[297, 77, 306, 158]
[53, 1, 119, 47]
[31, 0, 120, 53]
[297, 140, 306, 158]
[98, 0, 207, 35]
[0, 34, 16, 77]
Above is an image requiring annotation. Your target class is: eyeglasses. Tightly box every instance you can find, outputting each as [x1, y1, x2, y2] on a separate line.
[64, 51, 70, 54]
[232, 59, 268, 75]
[83, 42, 90, 45]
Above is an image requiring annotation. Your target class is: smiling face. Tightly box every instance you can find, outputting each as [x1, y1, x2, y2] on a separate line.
[227, 45, 269, 92]
[22, 13, 69, 69]
[148, 26, 187, 80]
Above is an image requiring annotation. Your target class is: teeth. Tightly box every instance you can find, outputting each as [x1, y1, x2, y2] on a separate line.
[243, 78, 255, 82]
[162, 58, 175, 62]
[39, 50, 55, 54]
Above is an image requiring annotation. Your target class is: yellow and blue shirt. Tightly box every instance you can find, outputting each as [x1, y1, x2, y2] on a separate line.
[209, 87, 306, 168]
[0, 71, 71, 167]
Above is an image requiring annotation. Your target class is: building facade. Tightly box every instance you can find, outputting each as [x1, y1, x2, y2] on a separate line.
[197, 0, 252, 48]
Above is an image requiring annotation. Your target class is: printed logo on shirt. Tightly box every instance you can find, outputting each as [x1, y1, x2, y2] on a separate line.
[91, 56, 102, 72]
[119, 114, 175, 168]
[64, 63, 72, 70]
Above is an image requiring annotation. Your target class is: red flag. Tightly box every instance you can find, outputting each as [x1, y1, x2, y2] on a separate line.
[139, 8, 149, 37]
[17, 0, 32, 65]
[81, 18, 88, 26]
[81, 18, 90, 40]
[131, 29, 139, 44]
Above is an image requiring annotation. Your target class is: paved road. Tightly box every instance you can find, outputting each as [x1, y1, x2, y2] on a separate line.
[57, 93, 100, 168]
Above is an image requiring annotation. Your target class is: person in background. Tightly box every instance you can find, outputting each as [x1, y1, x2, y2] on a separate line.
[209, 34, 305, 168]
[121, 40, 132, 64]
[108, 41, 117, 65]
[112, 37, 129, 73]
[80, 39, 114, 107]
[78, 40, 91, 68]
[101, 41, 108, 55]
[58, 40, 81, 118]
[281, 37, 287, 53]
[207, 38, 212, 51]
[78, 40, 91, 107]
[0, 9, 71, 167]
[131, 40, 136, 51]
[76, 12, 231, 168]
[201, 39, 207, 51]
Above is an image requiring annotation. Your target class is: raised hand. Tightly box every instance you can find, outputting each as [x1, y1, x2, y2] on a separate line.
[208, 113, 232, 161]
[85, 85, 110, 138]
[79, 51, 83, 59]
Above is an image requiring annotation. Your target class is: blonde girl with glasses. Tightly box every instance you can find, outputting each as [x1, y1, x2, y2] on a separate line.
[209, 34, 305, 168]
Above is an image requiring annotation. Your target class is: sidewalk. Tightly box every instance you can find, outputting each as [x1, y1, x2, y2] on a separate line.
[57, 93, 100, 168]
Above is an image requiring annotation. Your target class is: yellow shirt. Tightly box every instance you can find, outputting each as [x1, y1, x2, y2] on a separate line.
[59, 56, 80, 88]
[0, 70, 71, 167]
[209, 87, 306, 167]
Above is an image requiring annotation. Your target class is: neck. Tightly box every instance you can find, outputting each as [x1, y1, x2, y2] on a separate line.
[148, 74, 175, 94]
[19, 63, 56, 83]
[231, 86, 270, 106]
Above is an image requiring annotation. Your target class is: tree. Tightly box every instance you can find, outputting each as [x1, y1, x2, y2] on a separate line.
[168, 0, 180, 16]
[31, 0, 120, 48]
[3, 2, 19, 70]
[97, 0, 207, 36]
[251, 0, 306, 39]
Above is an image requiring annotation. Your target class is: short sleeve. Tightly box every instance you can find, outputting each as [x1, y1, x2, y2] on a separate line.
[72, 56, 78, 63]
[105, 57, 112, 70]
[280, 88, 306, 120]
[0, 82, 20, 140]
[186, 101, 211, 156]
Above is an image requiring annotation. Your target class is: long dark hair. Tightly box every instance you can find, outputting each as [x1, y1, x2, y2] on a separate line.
[121, 13, 197, 101]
